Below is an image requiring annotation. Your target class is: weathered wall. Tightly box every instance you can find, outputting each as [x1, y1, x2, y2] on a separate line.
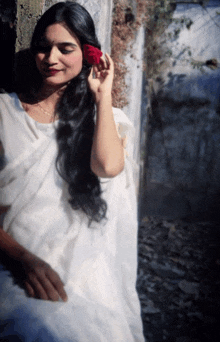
[123, 25, 145, 172]
[16, 0, 44, 51]
[75, 0, 113, 53]
[110, 0, 148, 190]
[16, 0, 113, 53]
[140, 0, 220, 220]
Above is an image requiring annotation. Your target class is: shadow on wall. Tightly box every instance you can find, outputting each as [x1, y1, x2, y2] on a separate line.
[0, 19, 16, 91]
[140, 70, 220, 222]
[0, 1, 43, 93]
[12, 49, 42, 94]
[0, 0, 17, 91]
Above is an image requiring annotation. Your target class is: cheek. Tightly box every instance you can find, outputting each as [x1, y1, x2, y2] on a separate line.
[67, 54, 83, 70]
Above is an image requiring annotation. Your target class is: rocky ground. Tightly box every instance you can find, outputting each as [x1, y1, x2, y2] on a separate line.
[137, 216, 220, 342]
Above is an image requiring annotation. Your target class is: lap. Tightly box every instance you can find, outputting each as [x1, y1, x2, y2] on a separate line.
[0, 265, 139, 342]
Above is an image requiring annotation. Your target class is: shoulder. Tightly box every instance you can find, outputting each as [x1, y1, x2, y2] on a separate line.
[0, 92, 13, 108]
[0, 91, 17, 102]
[0, 93, 20, 128]
[0, 92, 18, 112]
[0, 91, 8, 102]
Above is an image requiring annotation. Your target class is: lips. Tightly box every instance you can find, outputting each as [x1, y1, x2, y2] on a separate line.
[45, 68, 61, 76]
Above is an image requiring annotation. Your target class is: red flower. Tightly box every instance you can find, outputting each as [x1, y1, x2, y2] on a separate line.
[83, 45, 103, 65]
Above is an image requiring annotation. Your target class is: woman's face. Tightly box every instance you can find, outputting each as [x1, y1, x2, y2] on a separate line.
[35, 23, 83, 88]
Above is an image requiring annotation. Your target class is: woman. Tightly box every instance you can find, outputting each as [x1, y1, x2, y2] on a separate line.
[0, 1, 144, 341]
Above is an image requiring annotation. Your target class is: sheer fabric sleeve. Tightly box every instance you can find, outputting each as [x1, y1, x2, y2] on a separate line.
[112, 107, 139, 186]
[112, 107, 138, 162]
[112, 107, 134, 156]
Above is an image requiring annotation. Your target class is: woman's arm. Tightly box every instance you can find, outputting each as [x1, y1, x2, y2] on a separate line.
[0, 212, 67, 302]
[88, 53, 124, 178]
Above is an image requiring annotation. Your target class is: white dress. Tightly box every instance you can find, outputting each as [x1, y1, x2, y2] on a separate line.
[0, 92, 144, 342]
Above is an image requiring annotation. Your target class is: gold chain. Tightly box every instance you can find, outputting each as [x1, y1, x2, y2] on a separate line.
[36, 102, 55, 117]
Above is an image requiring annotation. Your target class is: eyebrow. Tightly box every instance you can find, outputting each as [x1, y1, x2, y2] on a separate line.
[57, 42, 78, 48]
[40, 39, 78, 48]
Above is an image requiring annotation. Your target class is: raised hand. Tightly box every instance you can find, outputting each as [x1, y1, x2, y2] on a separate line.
[19, 252, 68, 302]
[88, 53, 114, 103]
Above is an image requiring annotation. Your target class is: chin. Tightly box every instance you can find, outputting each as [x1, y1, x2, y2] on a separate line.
[44, 78, 70, 88]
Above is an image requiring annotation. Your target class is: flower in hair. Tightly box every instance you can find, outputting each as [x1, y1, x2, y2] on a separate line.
[83, 45, 103, 65]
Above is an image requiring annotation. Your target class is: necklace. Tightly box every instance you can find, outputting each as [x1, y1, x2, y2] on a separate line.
[36, 102, 55, 117]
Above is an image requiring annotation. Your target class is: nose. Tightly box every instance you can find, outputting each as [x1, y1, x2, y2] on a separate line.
[45, 46, 59, 65]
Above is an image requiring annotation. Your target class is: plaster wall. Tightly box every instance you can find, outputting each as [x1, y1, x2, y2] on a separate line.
[16, 0, 113, 53]
[141, 0, 220, 220]
[123, 25, 145, 187]
[76, 0, 113, 53]
[16, 0, 44, 51]
[123, 26, 145, 164]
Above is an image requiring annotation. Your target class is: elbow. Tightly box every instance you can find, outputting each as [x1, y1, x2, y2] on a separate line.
[103, 160, 125, 178]
[91, 159, 124, 178]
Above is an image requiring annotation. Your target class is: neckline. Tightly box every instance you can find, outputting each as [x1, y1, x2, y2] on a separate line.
[13, 92, 59, 127]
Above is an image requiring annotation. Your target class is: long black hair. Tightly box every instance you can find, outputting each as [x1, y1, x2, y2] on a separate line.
[30, 1, 107, 223]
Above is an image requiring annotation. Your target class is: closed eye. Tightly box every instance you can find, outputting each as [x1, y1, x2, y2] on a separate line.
[59, 49, 73, 54]
[58, 42, 78, 54]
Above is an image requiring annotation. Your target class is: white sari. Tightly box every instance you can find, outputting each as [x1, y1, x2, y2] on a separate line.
[0, 93, 144, 342]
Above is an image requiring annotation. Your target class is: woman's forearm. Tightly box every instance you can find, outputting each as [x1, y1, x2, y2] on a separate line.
[0, 226, 29, 261]
[90, 94, 124, 178]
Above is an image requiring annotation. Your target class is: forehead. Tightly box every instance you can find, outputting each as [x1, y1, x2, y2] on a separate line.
[44, 23, 80, 46]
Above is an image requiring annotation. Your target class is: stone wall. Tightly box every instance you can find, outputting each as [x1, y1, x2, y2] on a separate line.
[76, 0, 113, 53]
[140, 0, 220, 220]
[16, 0, 44, 52]
[15, 0, 113, 53]
[123, 25, 145, 171]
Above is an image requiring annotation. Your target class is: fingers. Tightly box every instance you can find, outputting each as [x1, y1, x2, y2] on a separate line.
[23, 266, 67, 302]
[105, 53, 114, 71]
[87, 52, 114, 98]
[24, 280, 35, 298]
[88, 66, 94, 81]
[25, 273, 49, 300]
[40, 276, 60, 301]
[99, 55, 108, 70]
[88, 65, 101, 80]
[97, 53, 113, 72]
[47, 269, 68, 302]
[88, 53, 113, 81]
